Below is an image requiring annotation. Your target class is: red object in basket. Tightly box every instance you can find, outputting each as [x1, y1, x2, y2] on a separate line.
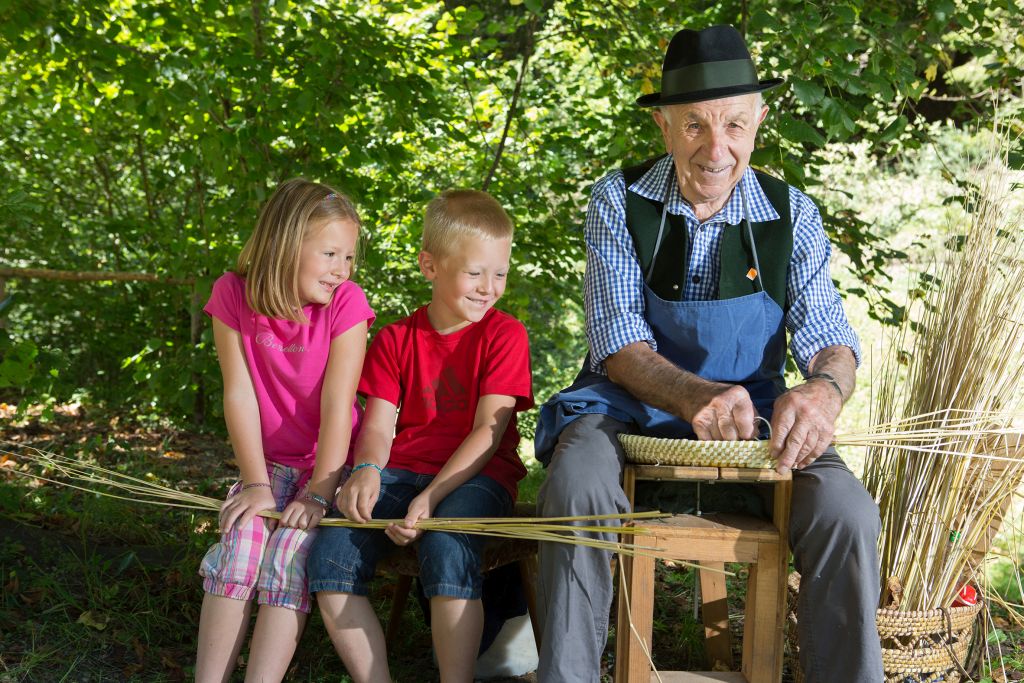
[952, 583, 977, 607]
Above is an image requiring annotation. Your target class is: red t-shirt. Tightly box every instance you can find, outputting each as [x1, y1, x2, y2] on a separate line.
[358, 306, 534, 498]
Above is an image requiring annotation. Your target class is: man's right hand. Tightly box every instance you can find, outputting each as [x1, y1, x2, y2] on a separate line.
[688, 382, 758, 441]
[606, 342, 759, 441]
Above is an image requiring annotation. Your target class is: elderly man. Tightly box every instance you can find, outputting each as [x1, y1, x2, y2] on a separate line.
[534, 25, 883, 683]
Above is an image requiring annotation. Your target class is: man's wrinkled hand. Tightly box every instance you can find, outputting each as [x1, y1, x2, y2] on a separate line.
[689, 383, 758, 441]
[770, 380, 843, 474]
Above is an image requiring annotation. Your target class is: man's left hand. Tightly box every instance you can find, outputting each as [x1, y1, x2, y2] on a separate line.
[770, 379, 843, 474]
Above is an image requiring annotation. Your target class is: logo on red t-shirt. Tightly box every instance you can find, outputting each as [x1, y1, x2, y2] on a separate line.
[422, 366, 469, 414]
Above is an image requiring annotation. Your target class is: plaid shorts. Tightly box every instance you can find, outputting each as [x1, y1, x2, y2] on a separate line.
[199, 462, 320, 613]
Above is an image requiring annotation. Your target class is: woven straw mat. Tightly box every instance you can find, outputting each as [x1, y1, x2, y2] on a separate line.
[617, 434, 775, 468]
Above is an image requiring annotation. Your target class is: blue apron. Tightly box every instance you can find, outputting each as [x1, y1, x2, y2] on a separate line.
[535, 180, 788, 464]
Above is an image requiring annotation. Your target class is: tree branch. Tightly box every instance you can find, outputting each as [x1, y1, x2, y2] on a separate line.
[0, 266, 194, 286]
[135, 133, 156, 221]
[482, 17, 536, 192]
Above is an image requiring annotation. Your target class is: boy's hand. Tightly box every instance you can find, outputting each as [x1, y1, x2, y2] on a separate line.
[338, 468, 381, 523]
[220, 486, 276, 532]
[386, 493, 433, 546]
[279, 497, 326, 530]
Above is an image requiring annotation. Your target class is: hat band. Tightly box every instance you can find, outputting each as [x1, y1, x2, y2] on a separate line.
[661, 59, 759, 96]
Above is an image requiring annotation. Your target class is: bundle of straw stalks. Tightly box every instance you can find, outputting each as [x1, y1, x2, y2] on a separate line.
[1, 443, 689, 563]
[860, 134, 1024, 613]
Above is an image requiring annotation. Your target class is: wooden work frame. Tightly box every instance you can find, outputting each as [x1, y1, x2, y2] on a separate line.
[615, 463, 793, 683]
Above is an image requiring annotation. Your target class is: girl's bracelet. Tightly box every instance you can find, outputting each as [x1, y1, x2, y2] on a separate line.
[351, 462, 384, 477]
[242, 482, 271, 491]
[302, 491, 331, 510]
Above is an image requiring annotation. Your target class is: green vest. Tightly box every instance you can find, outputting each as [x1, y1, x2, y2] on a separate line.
[622, 156, 794, 311]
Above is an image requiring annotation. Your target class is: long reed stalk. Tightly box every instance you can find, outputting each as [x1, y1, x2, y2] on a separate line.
[0, 443, 688, 563]
[861, 134, 1024, 611]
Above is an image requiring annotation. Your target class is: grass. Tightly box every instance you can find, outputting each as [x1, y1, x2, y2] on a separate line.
[0, 408, 491, 682]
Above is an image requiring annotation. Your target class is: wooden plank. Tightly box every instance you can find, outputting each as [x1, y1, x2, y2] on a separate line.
[616, 548, 658, 682]
[699, 562, 733, 669]
[614, 553, 632, 682]
[385, 574, 413, 653]
[647, 672, 747, 682]
[717, 467, 790, 482]
[744, 541, 783, 683]
[659, 537, 761, 563]
[646, 513, 779, 540]
[624, 464, 638, 503]
[630, 464, 721, 481]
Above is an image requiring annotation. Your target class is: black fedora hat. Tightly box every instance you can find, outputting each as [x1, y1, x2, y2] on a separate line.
[636, 25, 784, 107]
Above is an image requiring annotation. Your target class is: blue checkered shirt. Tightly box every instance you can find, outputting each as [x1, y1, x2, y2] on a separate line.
[583, 155, 860, 377]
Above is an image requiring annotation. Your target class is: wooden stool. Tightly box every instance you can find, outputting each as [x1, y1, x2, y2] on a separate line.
[380, 501, 541, 652]
[615, 463, 792, 683]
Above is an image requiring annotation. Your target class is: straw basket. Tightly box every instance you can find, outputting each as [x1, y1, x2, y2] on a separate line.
[617, 434, 776, 469]
[786, 573, 981, 683]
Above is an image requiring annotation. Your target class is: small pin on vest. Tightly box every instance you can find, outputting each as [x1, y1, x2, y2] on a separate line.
[746, 268, 758, 281]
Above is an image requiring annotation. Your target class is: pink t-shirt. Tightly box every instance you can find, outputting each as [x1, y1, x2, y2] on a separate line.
[204, 272, 375, 470]
[358, 306, 533, 499]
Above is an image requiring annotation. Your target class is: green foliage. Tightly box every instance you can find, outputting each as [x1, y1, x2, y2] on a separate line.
[1, 0, 1021, 427]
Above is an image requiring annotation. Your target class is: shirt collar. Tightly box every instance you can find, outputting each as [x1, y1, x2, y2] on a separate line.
[627, 154, 781, 225]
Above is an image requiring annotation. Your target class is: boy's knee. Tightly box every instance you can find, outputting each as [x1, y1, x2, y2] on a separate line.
[419, 530, 482, 569]
[418, 534, 483, 600]
[306, 531, 346, 584]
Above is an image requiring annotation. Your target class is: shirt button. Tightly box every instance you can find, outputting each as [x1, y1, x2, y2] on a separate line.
[692, 275, 701, 284]
[672, 284, 680, 290]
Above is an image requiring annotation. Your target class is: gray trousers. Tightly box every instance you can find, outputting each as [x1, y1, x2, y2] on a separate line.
[536, 414, 883, 683]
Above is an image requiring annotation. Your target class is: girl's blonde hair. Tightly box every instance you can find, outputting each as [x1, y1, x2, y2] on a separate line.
[237, 178, 360, 321]
[423, 189, 513, 258]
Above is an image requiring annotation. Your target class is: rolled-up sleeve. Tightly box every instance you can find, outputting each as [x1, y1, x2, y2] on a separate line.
[583, 171, 656, 373]
[785, 188, 862, 375]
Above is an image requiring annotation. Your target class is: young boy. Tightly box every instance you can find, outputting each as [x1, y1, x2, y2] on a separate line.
[307, 189, 533, 683]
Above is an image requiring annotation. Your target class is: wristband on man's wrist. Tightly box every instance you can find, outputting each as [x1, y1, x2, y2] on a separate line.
[806, 372, 844, 401]
[302, 491, 330, 510]
[352, 462, 384, 477]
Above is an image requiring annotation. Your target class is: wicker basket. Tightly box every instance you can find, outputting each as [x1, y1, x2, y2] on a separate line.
[617, 434, 775, 468]
[786, 573, 981, 683]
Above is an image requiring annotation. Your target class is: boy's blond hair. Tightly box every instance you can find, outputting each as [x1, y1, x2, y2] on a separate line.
[237, 178, 360, 322]
[423, 190, 513, 258]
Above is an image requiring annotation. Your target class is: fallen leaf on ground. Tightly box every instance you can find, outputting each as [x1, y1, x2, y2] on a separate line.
[77, 610, 109, 630]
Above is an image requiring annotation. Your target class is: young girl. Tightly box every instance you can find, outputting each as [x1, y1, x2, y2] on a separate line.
[195, 179, 374, 683]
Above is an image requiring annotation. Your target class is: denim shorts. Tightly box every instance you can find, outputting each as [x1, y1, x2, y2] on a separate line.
[307, 469, 512, 600]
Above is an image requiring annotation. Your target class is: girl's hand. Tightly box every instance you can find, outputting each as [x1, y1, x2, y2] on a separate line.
[338, 467, 381, 523]
[279, 497, 326, 530]
[386, 492, 433, 547]
[220, 485, 276, 532]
